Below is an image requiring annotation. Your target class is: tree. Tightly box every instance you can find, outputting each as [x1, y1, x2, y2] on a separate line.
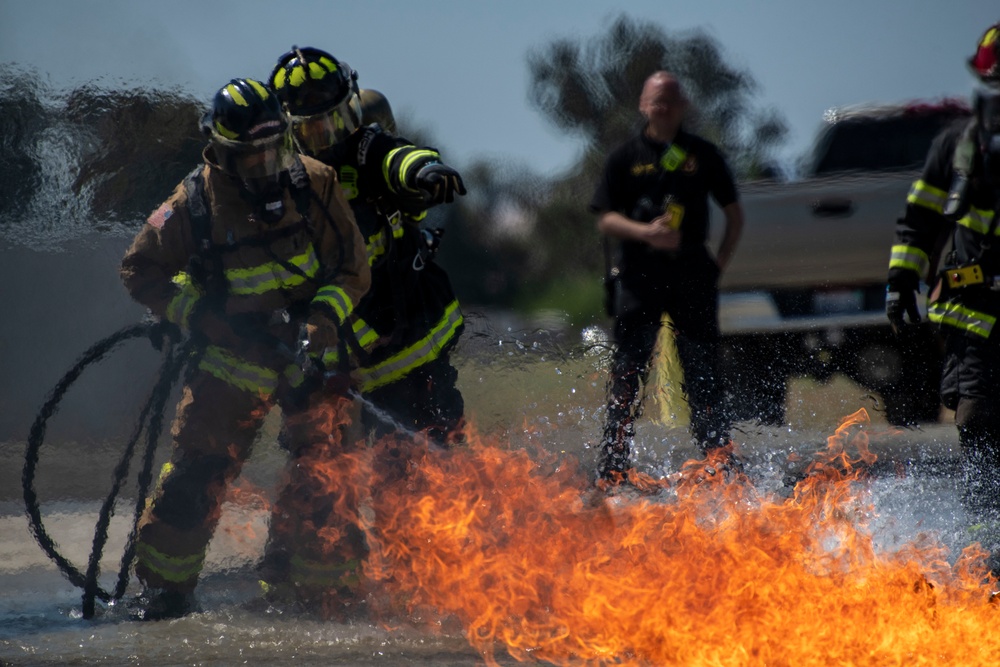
[489, 14, 790, 322]
[527, 14, 787, 178]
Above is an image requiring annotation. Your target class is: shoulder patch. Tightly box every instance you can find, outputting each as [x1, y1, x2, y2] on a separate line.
[147, 203, 173, 228]
[682, 156, 698, 173]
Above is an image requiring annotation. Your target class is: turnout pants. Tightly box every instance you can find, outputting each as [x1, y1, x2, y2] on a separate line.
[941, 329, 1000, 554]
[135, 349, 364, 599]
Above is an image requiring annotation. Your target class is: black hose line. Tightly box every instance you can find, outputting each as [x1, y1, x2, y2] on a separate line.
[22, 320, 195, 619]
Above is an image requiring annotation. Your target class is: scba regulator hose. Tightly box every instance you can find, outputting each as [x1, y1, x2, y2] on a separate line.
[22, 320, 197, 619]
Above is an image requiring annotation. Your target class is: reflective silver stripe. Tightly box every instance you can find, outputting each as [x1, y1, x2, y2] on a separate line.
[928, 302, 996, 338]
[320, 317, 379, 368]
[956, 207, 999, 236]
[198, 345, 280, 394]
[366, 229, 388, 265]
[166, 273, 202, 328]
[906, 179, 947, 213]
[225, 246, 320, 296]
[312, 285, 354, 323]
[136, 542, 206, 584]
[358, 301, 463, 391]
[888, 244, 929, 276]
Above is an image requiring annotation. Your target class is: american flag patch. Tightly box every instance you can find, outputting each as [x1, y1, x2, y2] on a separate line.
[147, 203, 173, 228]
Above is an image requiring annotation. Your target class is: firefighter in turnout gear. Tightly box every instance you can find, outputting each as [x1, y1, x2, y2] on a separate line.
[120, 78, 369, 620]
[269, 46, 468, 447]
[886, 22, 1000, 569]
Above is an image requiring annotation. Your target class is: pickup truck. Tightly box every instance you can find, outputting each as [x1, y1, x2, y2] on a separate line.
[715, 99, 972, 426]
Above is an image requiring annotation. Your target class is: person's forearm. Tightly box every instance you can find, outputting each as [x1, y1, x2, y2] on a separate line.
[715, 203, 744, 271]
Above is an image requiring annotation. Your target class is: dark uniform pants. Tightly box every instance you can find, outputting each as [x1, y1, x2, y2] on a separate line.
[601, 253, 728, 477]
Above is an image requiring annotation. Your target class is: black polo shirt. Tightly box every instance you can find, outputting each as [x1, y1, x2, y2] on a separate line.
[591, 128, 738, 284]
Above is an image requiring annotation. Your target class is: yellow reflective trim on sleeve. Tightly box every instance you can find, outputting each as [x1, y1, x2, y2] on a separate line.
[166, 272, 203, 328]
[906, 179, 947, 214]
[888, 244, 930, 276]
[312, 285, 354, 323]
[956, 207, 999, 236]
[398, 149, 439, 188]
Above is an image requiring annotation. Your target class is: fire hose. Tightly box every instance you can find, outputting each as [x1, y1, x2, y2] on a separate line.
[22, 318, 421, 620]
[22, 320, 195, 619]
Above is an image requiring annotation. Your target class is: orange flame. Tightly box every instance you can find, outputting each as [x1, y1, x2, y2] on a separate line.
[346, 407, 1000, 666]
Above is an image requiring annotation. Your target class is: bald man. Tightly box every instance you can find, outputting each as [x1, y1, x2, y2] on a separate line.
[591, 71, 744, 481]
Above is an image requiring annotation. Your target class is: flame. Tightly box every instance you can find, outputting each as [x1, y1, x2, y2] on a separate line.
[350, 407, 1000, 666]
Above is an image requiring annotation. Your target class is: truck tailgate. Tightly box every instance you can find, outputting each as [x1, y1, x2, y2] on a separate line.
[715, 171, 918, 291]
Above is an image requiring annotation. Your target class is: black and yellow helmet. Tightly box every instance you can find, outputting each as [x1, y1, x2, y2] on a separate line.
[204, 78, 286, 142]
[203, 78, 296, 190]
[269, 46, 363, 155]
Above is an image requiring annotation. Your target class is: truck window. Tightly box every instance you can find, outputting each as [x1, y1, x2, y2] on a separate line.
[810, 112, 969, 175]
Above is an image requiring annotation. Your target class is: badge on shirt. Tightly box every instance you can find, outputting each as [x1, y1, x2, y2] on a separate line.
[147, 203, 173, 228]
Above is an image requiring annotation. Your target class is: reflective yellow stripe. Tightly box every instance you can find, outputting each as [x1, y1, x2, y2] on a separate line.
[384, 147, 439, 193]
[928, 302, 996, 338]
[312, 285, 354, 323]
[320, 317, 379, 368]
[906, 179, 947, 213]
[888, 244, 930, 276]
[225, 246, 320, 296]
[399, 150, 439, 187]
[136, 543, 206, 584]
[166, 272, 203, 328]
[366, 228, 388, 265]
[358, 300, 463, 391]
[389, 211, 405, 239]
[198, 345, 280, 394]
[956, 206, 999, 236]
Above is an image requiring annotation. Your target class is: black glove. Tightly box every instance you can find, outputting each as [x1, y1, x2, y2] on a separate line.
[886, 284, 922, 335]
[415, 163, 466, 205]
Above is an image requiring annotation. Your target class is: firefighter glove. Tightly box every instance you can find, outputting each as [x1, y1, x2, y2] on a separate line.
[886, 285, 921, 335]
[415, 163, 466, 205]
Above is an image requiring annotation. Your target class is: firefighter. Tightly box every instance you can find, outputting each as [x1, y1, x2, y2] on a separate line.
[885, 23, 1000, 568]
[268, 47, 468, 447]
[591, 71, 744, 482]
[119, 78, 370, 620]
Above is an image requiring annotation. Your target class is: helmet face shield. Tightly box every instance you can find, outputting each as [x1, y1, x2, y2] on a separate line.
[213, 129, 297, 194]
[288, 95, 363, 156]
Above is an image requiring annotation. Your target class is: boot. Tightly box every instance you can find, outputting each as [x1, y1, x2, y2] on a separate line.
[125, 587, 199, 621]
